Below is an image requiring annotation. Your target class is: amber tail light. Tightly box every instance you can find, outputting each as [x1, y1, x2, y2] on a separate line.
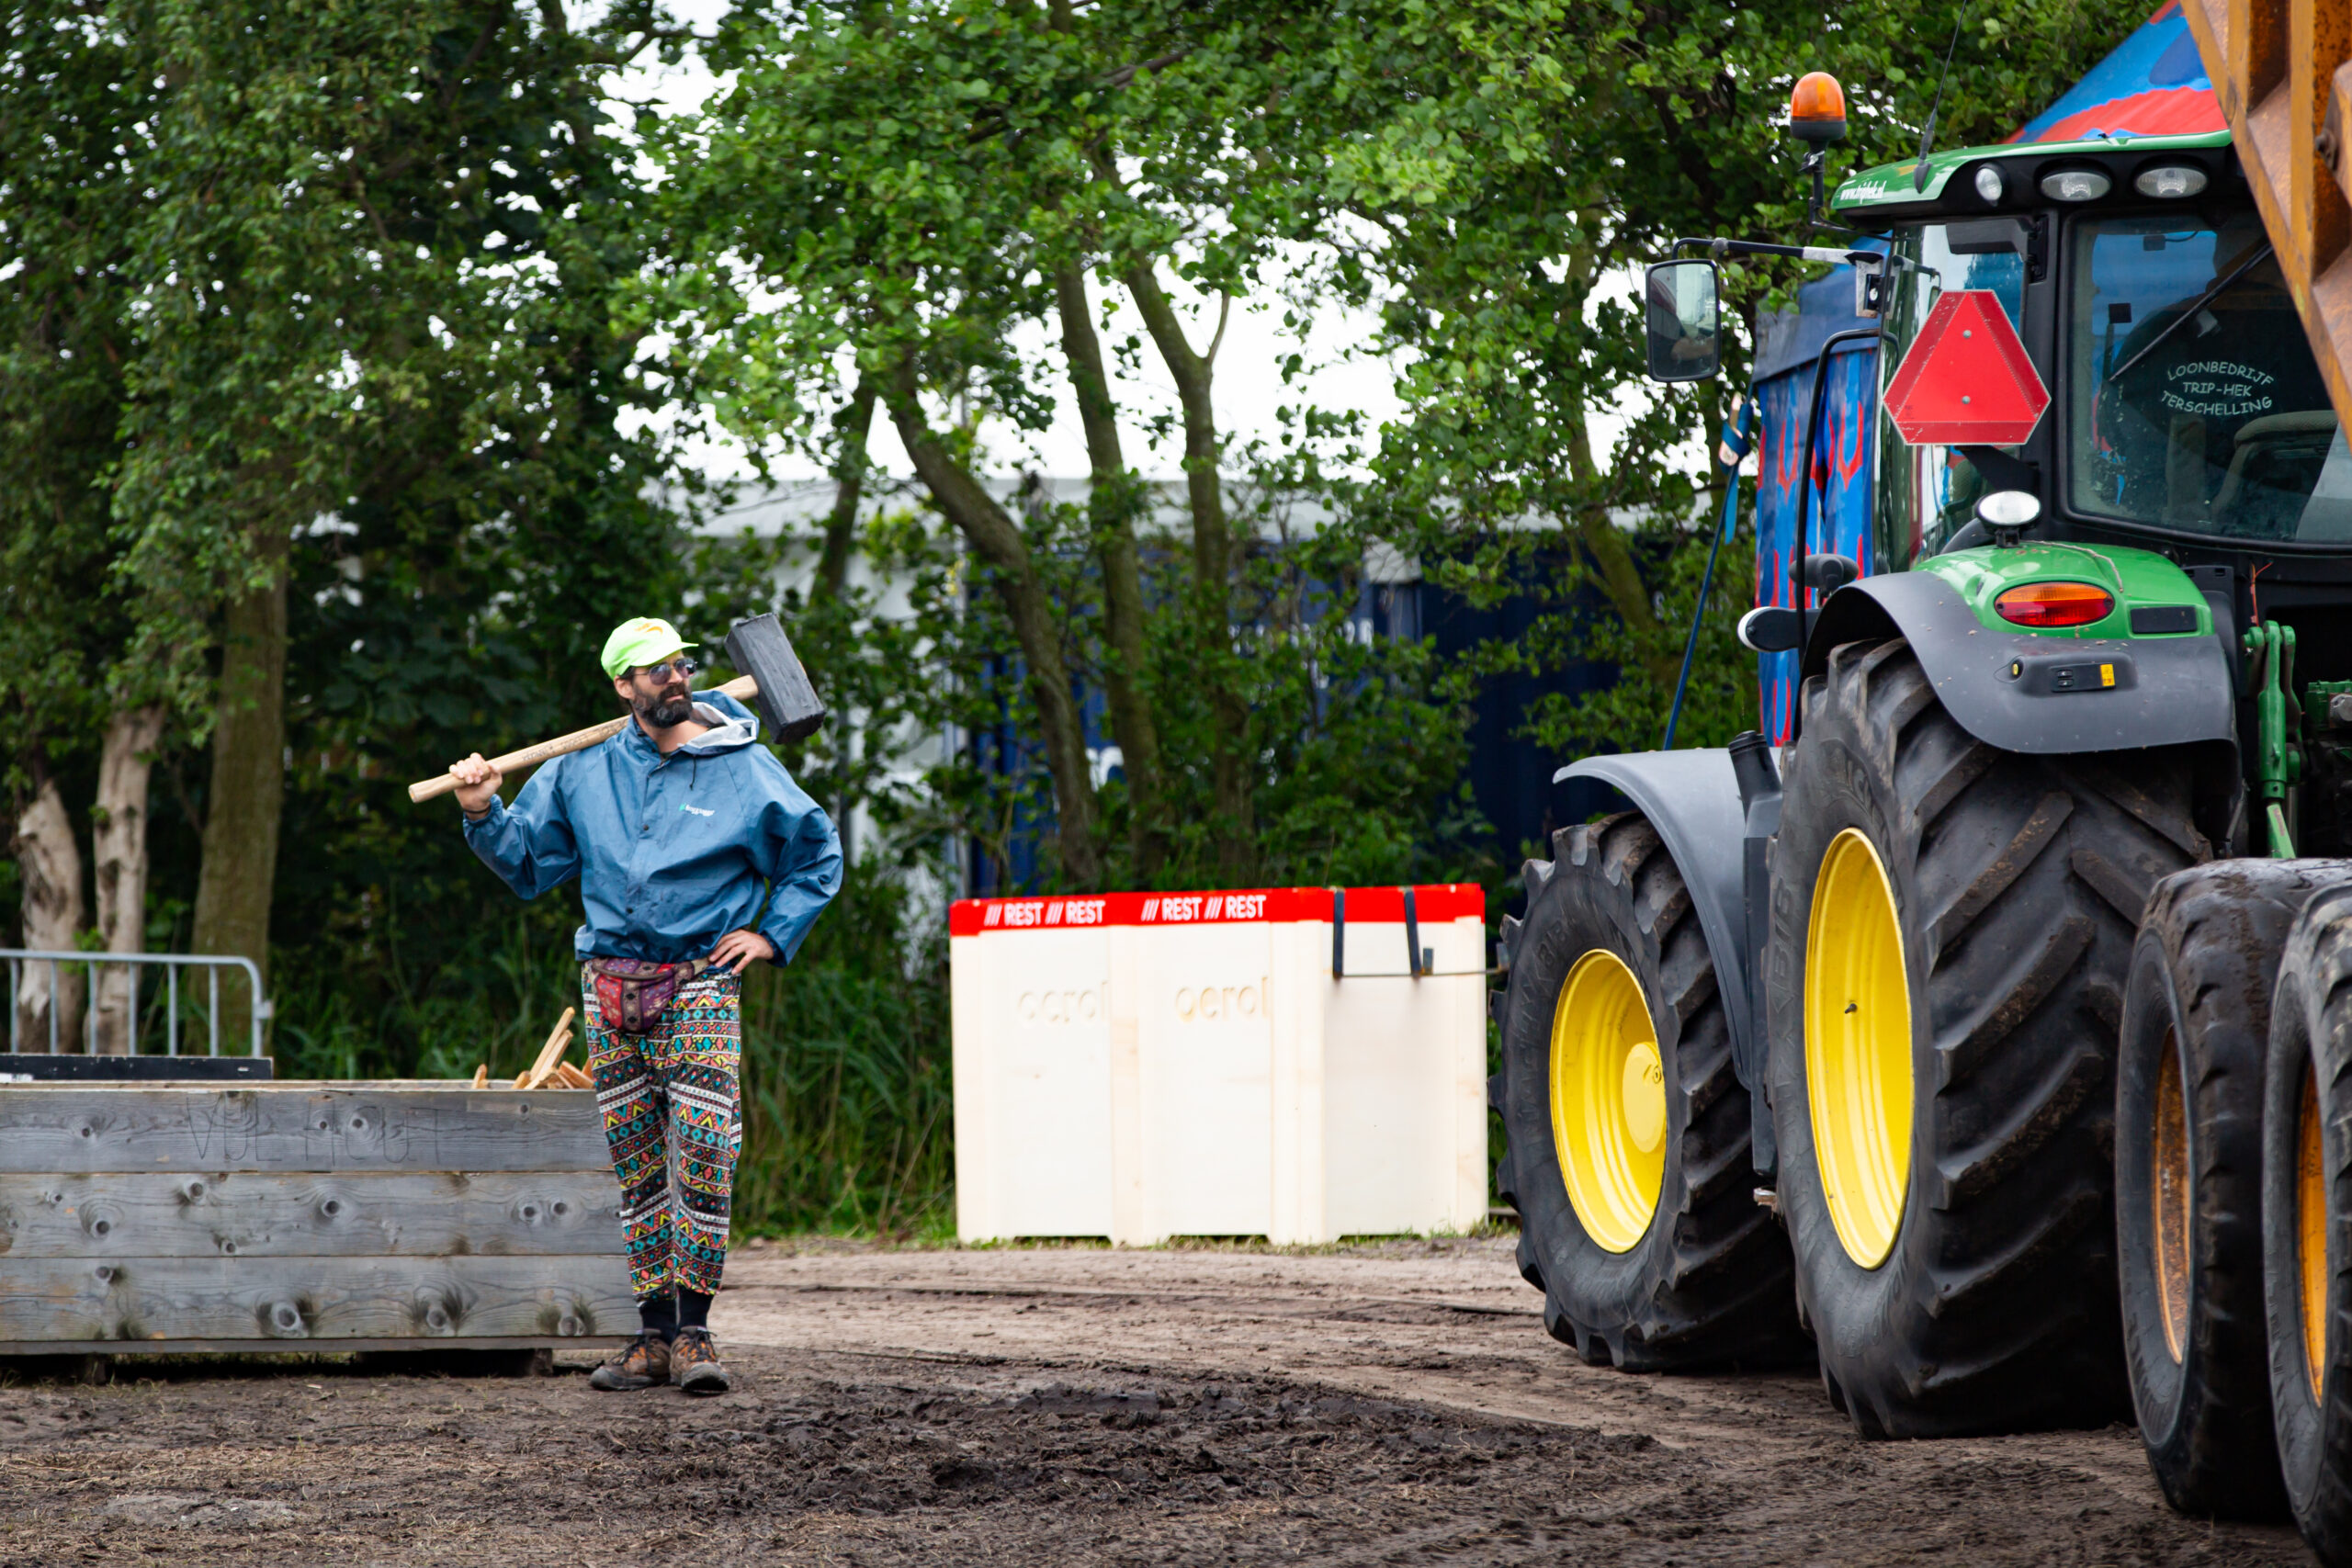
[1994, 581, 2114, 628]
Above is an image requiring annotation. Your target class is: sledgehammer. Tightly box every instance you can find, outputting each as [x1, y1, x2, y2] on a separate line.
[405, 613, 825, 804]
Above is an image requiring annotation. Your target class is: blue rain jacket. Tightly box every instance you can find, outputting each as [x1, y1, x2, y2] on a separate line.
[462, 689, 842, 967]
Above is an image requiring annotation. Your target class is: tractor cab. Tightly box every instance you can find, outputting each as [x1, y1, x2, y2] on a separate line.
[1827, 127, 2352, 860]
[1839, 132, 2347, 563]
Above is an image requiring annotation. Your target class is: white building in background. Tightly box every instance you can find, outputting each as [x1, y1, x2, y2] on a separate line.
[683, 474, 1429, 900]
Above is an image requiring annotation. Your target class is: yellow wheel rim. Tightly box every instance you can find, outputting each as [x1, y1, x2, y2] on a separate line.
[1805, 828, 1915, 1269]
[2301, 1061, 2328, 1404]
[2152, 1031, 2191, 1363]
[1550, 949, 1668, 1253]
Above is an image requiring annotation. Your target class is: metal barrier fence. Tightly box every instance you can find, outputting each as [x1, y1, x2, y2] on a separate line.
[2, 950, 270, 1058]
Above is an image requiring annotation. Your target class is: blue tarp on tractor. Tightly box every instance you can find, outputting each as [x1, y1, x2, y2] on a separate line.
[2008, 2, 2222, 145]
[1752, 265, 1879, 744]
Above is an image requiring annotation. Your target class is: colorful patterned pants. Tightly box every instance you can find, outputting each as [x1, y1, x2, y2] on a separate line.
[580, 966, 743, 1302]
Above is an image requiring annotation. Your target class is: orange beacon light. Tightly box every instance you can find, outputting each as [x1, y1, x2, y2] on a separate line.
[1789, 72, 1848, 144]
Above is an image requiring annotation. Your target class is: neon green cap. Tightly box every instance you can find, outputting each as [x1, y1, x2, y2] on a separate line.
[599, 616, 696, 680]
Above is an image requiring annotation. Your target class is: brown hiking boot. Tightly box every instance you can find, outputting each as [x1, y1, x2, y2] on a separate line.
[670, 1326, 729, 1394]
[589, 1332, 671, 1392]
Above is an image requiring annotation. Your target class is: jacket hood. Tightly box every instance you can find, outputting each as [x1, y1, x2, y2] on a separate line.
[681, 688, 761, 753]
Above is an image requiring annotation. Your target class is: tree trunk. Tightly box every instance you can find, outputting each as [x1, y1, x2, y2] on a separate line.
[1562, 397, 1678, 685]
[91, 705, 166, 1055]
[191, 544, 288, 1042]
[1545, 246, 1676, 686]
[817, 379, 876, 866]
[883, 366, 1103, 890]
[1054, 263, 1166, 879]
[1123, 261, 1254, 876]
[817, 377, 876, 602]
[13, 773, 85, 1052]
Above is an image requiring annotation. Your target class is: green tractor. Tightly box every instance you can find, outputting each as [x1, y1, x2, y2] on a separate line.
[1491, 11, 2352, 1554]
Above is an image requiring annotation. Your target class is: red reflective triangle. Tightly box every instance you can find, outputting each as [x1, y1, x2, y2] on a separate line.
[1882, 290, 2050, 446]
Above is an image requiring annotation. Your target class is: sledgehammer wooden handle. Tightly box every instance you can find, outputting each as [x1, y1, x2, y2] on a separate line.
[407, 674, 761, 803]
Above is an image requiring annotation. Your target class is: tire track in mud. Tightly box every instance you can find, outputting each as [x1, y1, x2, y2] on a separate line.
[714, 1235, 2305, 1562]
[0, 1235, 2311, 1565]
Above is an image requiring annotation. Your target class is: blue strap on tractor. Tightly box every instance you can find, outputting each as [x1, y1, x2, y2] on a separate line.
[1662, 393, 1758, 750]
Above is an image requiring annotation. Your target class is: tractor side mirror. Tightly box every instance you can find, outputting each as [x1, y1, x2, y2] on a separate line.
[1645, 260, 1722, 383]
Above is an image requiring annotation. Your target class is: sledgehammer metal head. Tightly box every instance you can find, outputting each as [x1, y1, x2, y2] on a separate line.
[725, 613, 826, 745]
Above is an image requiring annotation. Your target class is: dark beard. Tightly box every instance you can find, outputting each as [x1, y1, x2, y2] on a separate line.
[634, 687, 694, 728]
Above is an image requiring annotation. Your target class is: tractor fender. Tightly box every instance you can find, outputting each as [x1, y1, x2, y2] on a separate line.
[1802, 569, 2237, 753]
[1552, 750, 1754, 1078]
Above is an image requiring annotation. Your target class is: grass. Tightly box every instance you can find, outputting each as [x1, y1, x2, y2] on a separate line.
[254, 868, 1494, 1247]
[267, 894, 956, 1240]
[733, 951, 954, 1239]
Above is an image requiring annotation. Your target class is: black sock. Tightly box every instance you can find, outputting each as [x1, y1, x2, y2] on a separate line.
[638, 1292, 678, 1342]
[677, 1289, 713, 1331]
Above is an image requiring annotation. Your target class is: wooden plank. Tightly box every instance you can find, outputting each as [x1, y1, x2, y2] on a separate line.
[0, 1171, 626, 1259]
[0, 1254, 637, 1343]
[0, 1334, 628, 1356]
[2222, 0, 2286, 123]
[2331, 61, 2352, 209]
[0, 1054, 271, 1082]
[2293, 0, 2351, 278]
[0, 1084, 608, 1174]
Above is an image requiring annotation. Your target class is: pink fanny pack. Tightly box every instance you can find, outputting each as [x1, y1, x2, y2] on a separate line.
[583, 956, 712, 1035]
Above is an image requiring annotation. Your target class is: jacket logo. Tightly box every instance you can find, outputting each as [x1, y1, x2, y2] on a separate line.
[679, 804, 715, 817]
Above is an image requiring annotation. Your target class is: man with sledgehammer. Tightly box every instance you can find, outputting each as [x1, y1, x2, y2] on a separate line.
[448, 615, 842, 1394]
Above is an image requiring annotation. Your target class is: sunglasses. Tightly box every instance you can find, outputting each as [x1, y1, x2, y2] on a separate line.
[635, 655, 698, 682]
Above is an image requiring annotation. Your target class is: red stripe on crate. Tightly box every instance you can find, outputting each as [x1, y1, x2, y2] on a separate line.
[946, 885, 1483, 936]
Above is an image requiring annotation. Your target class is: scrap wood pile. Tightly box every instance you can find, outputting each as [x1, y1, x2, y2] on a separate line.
[469, 1006, 594, 1090]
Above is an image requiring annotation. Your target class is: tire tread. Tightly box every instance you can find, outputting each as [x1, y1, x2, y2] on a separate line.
[1496, 809, 1804, 1372]
[1776, 637, 2210, 1437]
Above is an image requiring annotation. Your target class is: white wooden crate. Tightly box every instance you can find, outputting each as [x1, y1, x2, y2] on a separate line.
[949, 886, 1487, 1245]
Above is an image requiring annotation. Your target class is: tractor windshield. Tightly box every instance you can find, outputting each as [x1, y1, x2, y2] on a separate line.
[2066, 213, 2352, 543]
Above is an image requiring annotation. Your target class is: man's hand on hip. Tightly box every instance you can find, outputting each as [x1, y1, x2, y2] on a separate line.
[451, 753, 503, 817]
[709, 930, 776, 975]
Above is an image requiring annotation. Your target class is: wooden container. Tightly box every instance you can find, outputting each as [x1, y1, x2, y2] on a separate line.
[0, 1080, 631, 1356]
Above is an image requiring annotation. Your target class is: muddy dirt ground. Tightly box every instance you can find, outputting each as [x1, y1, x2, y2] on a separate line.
[0, 1234, 2311, 1565]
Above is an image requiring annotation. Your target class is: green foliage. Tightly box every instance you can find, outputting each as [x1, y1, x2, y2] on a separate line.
[232, 0, 705, 1085]
[268, 869, 956, 1237]
[5, 0, 2163, 1241]
[651, 0, 1487, 895]
[684, 495, 978, 872]
[1321, 0, 2154, 752]
[734, 873, 954, 1236]
[0, 2, 153, 784]
[1519, 499, 1761, 759]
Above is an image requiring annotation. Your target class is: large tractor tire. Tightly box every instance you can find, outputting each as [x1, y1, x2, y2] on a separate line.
[1494, 811, 1804, 1371]
[2118, 862, 2339, 1518]
[2262, 884, 2352, 1561]
[1770, 637, 2208, 1437]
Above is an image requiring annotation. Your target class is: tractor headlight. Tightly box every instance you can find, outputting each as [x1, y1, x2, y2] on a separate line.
[1976, 491, 2042, 528]
[2132, 164, 2208, 199]
[1973, 164, 2006, 204]
[2040, 168, 2112, 202]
